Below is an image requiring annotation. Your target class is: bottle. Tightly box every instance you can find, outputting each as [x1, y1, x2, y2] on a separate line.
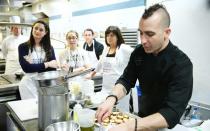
[73, 103, 82, 122]
[191, 107, 201, 120]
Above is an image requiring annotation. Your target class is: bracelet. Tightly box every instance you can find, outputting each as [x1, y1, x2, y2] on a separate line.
[106, 95, 118, 105]
[134, 118, 137, 131]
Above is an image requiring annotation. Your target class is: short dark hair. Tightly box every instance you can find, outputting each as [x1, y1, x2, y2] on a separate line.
[142, 3, 170, 27]
[84, 28, 94, 35]
[105, 26, 124, 47]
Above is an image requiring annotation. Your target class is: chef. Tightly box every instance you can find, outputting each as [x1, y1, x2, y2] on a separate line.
[96, 4, 193, 131]
[1, 25, 28, 74]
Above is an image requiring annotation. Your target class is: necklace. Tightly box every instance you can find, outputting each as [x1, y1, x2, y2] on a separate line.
[34, 46, 43, 64]
[68, 49, 78, 68]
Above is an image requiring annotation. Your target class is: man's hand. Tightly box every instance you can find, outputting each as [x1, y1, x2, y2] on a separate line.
[108, 119, 135, 131]
[95, 97, 116, 123]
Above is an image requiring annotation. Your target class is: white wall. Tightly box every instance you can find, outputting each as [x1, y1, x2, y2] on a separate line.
[71, 6, 144, 33]
[69, 0, 144, 46]
[160, 0, 210, 105]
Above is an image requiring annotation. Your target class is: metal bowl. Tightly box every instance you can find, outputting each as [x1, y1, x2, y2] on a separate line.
[45, 121, 80, 131]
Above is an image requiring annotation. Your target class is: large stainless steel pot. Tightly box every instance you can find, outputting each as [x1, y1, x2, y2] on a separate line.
[33, 69, 93, 131]
[34, 70, 69, 131]
[45, 121, 80, 131]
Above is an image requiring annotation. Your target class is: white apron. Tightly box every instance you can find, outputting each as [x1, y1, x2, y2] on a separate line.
[102, 56, 130, 111]
[84, 42, 98, 69]
[19, 47, 45, 100]
[4, 36, 25, 74]
[67, 49, 85, 69]
[102, 56, 118, 93]
[19, 73, 38, 99]
[5, 54, 22, 74]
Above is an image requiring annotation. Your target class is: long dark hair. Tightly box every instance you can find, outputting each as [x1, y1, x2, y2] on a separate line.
[105, 26, 125, 48]
[28, 20, 52, 61]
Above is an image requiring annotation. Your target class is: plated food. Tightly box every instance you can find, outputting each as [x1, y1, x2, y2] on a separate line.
[101, 111, 131, 126]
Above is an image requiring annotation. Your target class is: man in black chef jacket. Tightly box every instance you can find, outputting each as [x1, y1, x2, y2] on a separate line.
[96, 3, 193, 131]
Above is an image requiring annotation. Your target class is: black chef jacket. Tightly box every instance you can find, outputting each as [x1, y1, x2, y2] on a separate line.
[116, 41, 193, 129]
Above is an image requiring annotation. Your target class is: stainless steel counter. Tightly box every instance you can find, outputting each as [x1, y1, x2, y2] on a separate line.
[0, 74, 21, 130]
[0, 74, 21, 103]
[3, 71, 102, 131]
[0, 59, 5, 74]
[0, 74, 20, 90]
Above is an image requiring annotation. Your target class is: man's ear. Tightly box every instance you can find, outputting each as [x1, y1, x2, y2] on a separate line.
[164, 28, 171, 40]
[165, 28, 171, 35]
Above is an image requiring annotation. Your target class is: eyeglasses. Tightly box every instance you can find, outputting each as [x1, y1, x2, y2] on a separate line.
[67, 36, 77, 40]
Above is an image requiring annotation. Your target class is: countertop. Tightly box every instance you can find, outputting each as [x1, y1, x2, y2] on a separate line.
[6, 100, 192, 131]
[0, 74, 20, 92]
[6, 101, 38, 131]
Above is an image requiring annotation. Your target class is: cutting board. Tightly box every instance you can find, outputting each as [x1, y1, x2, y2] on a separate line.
[7, 99, 38, 121]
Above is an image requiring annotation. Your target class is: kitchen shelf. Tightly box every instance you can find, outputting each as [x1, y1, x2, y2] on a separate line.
[121, 28, 139, 48]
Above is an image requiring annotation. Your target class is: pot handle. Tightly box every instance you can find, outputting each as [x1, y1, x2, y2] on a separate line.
[64, 68, 94, 80]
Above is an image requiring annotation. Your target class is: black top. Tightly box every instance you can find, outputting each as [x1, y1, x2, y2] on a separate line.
[85, 43, 94, 51]
[18, 42, 56, 73]
[116, 41, 193, 129]
[106, 52, 116, 57]
[83, 39, 104, 60]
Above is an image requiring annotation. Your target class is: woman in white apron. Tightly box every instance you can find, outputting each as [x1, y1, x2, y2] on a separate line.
[89, 26, 133, 111]
[59, 30, 90, 73]
[1, 26, 28, 74]
[18, 20, 58, 99]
